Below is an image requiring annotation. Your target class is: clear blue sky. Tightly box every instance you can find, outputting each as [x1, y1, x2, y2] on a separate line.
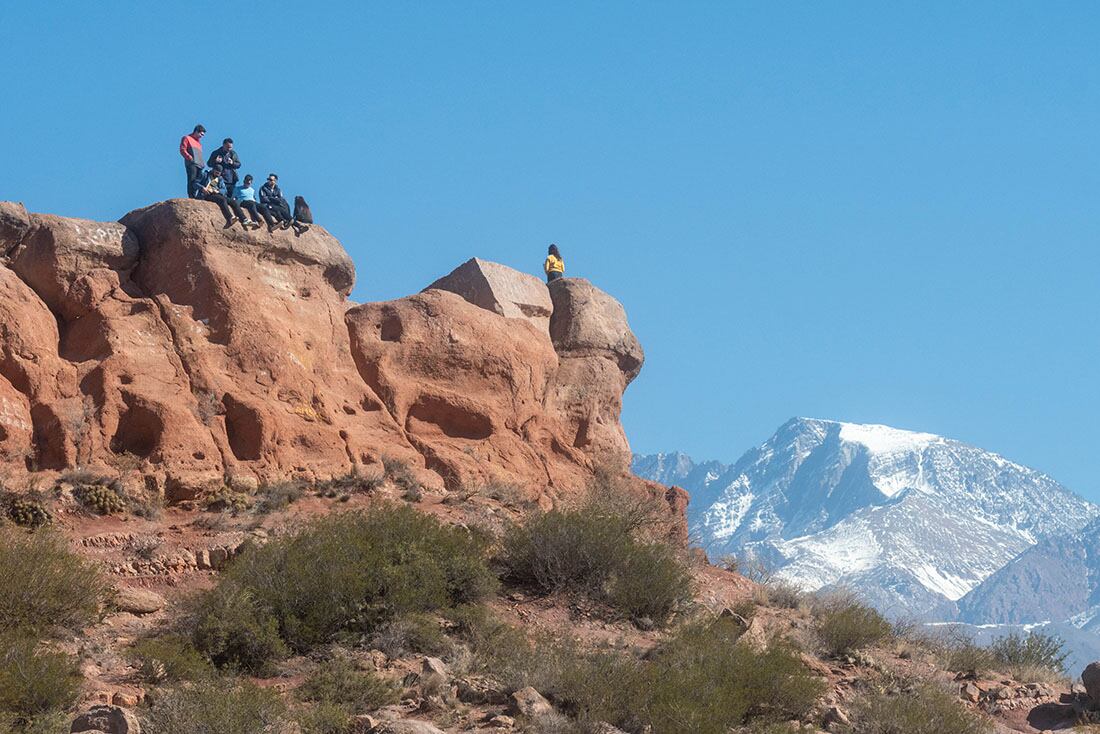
[2, 3, 1098, 499]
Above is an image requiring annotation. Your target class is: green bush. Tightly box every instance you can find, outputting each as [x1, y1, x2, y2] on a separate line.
[141, 678, 288, 734]
[253, 481, 306, 514]
[499, 493, 693, 625]
[989, 631, 1067, 674]
[129, 635, 212, 683]
[193, 505, 495, 663]
[481, 616, 824, 734]
[190, 581, 288, 675]
[849, 683, 993, 734]
[0, 636, 81, 727]
[73, 483, 127, 515]
[297, 656, 398, 712]
[372, 612, 454, 657]
[0, 527, 108, 635]
[296, 701, 353, 734]
[813, 595, 892, 656]
[6, 499, 51, 528]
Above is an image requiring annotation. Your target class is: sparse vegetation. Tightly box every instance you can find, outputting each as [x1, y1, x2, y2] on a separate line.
[129, 635, 213, 683]
[372, 611, 453, 657]
[475, 615, 823, 734]
[296, 655, 398, 712]
[0, 527, 108, 635]
[204, 486, 252, 513]
[849, 682, 993, 734]
[190, 505, 495, 671]
[499, 489, 693, 625]
[141, 677, 288, 734]
[382, 456, 422, 501]
[73, 482, 127, 515]
[988, 631, 1067, 677]
[0, 636, 82, 730]
[6, 498, 51, 528]
[253, 480, 306, 514]
[813, 593, 893, 657]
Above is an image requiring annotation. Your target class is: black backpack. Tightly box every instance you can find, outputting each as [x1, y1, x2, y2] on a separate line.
[293, 196, 313, 224]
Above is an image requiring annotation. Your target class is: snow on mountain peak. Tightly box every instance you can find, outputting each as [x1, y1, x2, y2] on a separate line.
[834, 421, 940, 455]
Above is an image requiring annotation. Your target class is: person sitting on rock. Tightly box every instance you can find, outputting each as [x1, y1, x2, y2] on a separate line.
[292, 195, 313, 235]
[207, 138, 242, 201]
[544, 243, 565, 283]
[179, 124, 206, 198]
[235, 175, 276, 232]
[198, 167, 259, 230]
[260, 173, 293, 230]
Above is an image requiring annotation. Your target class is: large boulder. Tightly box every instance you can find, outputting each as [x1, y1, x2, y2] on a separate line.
[425, 257, 553, 333]
[0, 200, 676, 524]
[70, 705, 140, 734]
[1083, 661, 1100, 709]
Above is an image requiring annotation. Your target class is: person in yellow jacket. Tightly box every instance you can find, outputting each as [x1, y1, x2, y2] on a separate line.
[544, 244, 565, 283]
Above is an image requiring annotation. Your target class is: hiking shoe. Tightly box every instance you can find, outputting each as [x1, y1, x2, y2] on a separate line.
[223, 218, 235, 229]
[281, 220, 292, 230]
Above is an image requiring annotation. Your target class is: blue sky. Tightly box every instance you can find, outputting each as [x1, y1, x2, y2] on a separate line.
[2, 2, 1098, 499]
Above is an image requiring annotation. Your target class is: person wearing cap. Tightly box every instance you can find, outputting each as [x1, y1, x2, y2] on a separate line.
[207, 138, 241, 200]
[179, 124, 206, 198]
[544, 244, 565, 283]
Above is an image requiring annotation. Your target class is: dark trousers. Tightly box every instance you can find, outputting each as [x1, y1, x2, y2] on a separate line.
[266, 198, 292, 222]
[200, 192, 246, 224]
[241, 200, 273, 226]
[547, 271, 563, 283]
[185, 162, 203, 198]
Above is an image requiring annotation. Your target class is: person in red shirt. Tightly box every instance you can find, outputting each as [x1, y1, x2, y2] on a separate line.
[179, 124, 206, 198]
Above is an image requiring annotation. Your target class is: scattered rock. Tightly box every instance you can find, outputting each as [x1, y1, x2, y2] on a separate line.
[511, 686, 553, 718]
[487, 714, 515, 728]
[1083, 661, 1100, 708]
[373, 721, 446, 734]
[112, 587, 165, 615]
[589, 724, 629, 733]
[961, 682, 981, 703]
[420, 656, 448, 678]
[823, 705, 850, 729]
[70, 705, 141, 734]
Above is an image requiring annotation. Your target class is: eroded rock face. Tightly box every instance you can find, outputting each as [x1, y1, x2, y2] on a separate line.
[0, 199, 660, 511]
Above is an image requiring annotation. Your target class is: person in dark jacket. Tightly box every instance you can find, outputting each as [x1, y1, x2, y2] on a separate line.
[259, 174, 292, 229]
[292, 196, 312, 235]
[235, 175, 276, 231]
[197, 167, 257, 229]
[179, 124, 206, 198]
[207, 138, 241, 198]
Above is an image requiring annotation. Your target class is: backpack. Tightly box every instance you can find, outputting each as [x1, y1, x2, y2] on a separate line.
[293, 196, 313, 224]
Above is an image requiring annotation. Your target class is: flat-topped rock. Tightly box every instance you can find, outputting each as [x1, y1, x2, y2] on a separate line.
[425, 257, 552, 333]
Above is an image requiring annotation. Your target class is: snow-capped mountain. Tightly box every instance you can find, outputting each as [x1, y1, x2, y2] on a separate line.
[957, 516, 1100, 627]
[633, 418, 1099, 619]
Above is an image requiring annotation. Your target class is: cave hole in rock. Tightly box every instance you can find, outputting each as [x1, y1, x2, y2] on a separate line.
[110, 399, 164, 459]
[223, 395, 264, 461]
[406, 395, 493, 440]
[379, 314, 403, 342]
[0, 425, 8, 442]
[30, 404, 68, 470]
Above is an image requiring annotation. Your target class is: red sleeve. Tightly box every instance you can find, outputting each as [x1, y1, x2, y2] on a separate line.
[180, 136, 192, 161]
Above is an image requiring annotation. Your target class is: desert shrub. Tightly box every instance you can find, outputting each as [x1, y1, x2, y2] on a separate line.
[296, 701, 353, 734]
[813, 594, 892, 656]
[939, 633, 997, 676]
[6, 499, 51, 528]
[499, 493, 692, 625]
[129, 490, 163, 520]
[372, 611, 453, 657]
[315, 472, 383, 497]
[297, 656, 398, 712]
[0, 636, 82, 727]
[253, 480, 306, 514]
[481, 616, 823, 734]
[194, 505, 495, 657]
[141, 678, 288, 734]
[382, 457, 421, 499]
[73, 482, 127, 515]
[204, 486, 252, 513]
[129, 635, 213, 683]
[0, 527, 108, 635]
[988, 631, 1067, 675]
[190, 581, 288, 675]
[849, 683, 993, 734]
[760, 578, 804, 609]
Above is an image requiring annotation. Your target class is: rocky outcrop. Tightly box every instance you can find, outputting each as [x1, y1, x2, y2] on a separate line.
[0, 199, 662, 512]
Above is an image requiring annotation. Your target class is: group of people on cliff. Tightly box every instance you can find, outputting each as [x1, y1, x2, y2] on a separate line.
[179, 125, 312, 234]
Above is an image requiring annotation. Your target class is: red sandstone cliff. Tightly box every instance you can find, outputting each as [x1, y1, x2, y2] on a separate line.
[0, 199, 681, 517]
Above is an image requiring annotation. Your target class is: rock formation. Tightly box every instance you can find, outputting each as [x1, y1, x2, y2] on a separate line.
[0, 199, 668, 512]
